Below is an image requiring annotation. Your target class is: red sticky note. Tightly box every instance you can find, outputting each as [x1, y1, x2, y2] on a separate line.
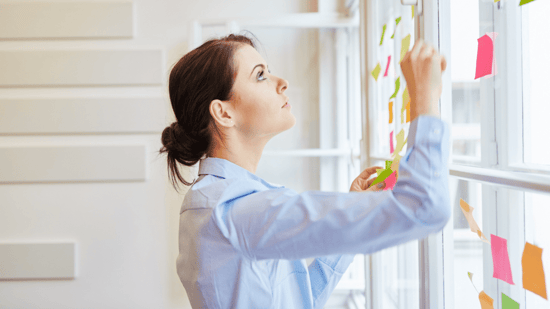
[491, 234, 515, 285]
[475, 33, 498, 79]
[390, 131, 394, 154]
[384, 55, 391, 77]
[383, 171, 397, 190]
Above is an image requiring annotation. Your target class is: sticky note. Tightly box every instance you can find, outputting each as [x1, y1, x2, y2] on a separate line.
[390, 153, 401, 172]
[394, 129, 407, 156]
[385, 160, 392, 170]
[522, 242, 548, 299]
[412, 6, 414, 19]
[389, 101, 393, 123]
[376, 168, 384, 176]
[479, 291, 494, 309]
[369, 168, 393, 188]
[520, 0, 535, 5]
[459, 199, 490, 243]
[402, 87, 410, 124]
[390, 131, 394, 154]
[380, 24, 387, 46]
[390, 77, 400, 99]
[384, 55, 391, 77]
[501, 293, 519, 309]
[490, 234, 515, 285]
[391, 17, 402, 39]
[372, 62, 382, 81]
[383, 171, 397, 190]
[475, 33, 499, 79]
[400, 34, 411, 64]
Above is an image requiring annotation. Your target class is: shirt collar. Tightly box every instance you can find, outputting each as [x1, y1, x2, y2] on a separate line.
[197, 157, 285, 188]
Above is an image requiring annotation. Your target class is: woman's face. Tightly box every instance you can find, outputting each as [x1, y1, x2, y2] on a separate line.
[211, 44, 296, 140]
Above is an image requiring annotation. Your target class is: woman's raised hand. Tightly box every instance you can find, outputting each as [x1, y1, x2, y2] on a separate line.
[349, 166, 386, 193]
[400, 38, 447, 121]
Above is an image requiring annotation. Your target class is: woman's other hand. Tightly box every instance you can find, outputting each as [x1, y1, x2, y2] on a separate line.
[349, 166, 386, 192]
[400, 38, 447, 121]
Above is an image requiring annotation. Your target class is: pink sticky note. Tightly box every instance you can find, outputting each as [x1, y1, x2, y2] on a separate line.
[491, 234, 515, 285]
[384, 55, 392, 77]
[390, 131, 394, 154]
[475, 34, 494, 79]
[383, 171, 397, 191]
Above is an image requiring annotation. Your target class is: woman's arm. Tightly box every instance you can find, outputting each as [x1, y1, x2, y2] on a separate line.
[211, 115, 451, 261]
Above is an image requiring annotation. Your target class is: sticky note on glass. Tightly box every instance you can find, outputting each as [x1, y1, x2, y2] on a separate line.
[389, 101, 394, 123]
[475, 32, 499, 79]
[372, 62, 382, 81]
[380, 24, 387, 46]
[501, 293, 519, 309]
[384, 55, 392, 77]
[391, 17, 402, 39]
[459, 199, 490, 243]
[490, 234, 515, 285]
[412, 6, 414, 19]
[402, 87, 410, 124]
[390, 77, 400, 100]
[394, 129, 407, 156]
[383, 171, 397, 190]
[479, 291, 494, 309]
[520, 0, 535, 5]
[400, 34, 411, 64]
[522, 242, 548, 300]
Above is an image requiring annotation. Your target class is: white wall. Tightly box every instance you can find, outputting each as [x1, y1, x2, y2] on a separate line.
[0, 0, 333, 308]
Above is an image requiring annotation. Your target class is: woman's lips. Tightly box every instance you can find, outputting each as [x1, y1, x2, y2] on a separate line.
[282, 102, 290, 108]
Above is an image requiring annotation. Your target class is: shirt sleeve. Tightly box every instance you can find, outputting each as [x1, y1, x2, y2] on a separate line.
[212, 115, 451, 262]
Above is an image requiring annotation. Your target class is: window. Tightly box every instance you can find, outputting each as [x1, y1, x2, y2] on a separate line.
[360, 0, 550, 308]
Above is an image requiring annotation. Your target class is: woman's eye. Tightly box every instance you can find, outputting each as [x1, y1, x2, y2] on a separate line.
[258, 70, 271, 81]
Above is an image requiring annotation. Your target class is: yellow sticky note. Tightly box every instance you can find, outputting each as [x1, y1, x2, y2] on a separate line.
[479, 291, 494, 309]
[400, 34, 411, 64]
[389, 101, 394, 123]
[372, 62, 382, 81]
[393, 129, 407, 156]
[522, 242, 548, 300]
[402, 87, 410, 124]
[459, 199, 490, 244]
[412, 6, 414, 19]
[376, 168, 385, 176]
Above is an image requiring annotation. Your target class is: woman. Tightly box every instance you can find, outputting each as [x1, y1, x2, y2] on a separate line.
[159, 32, 448, 308]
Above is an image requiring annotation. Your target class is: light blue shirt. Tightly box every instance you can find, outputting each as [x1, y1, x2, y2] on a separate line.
[176, 116, 451, 309]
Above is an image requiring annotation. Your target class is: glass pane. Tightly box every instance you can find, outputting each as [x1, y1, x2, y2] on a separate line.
[369, 0, 415, 158]
[450, 0, 481, 166]
[522, 0, 550, 166]
[378, 241, 420, 309]
[451, 178, 484, 308]
[524, 192, 550, 308]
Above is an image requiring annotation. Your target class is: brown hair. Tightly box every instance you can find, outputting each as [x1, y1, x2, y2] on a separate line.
[158, 31, 261, 194]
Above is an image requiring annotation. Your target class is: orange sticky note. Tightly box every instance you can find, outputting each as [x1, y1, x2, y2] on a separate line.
[459, 199, 490, 243]
[389, 101, 393, 123]
[479, 291, 494, 309]
[490, 234, 515, 285]
[384, 55, 391, 77]
[522, 242, 548, 300]
[383, 171, 397, 190]
[390, 131, 394, 154]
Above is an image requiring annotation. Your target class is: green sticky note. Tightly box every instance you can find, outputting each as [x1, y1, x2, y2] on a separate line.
[519, 0, 535, 5]
[501, 293, 519, 309]
[400, 34, 411, 64]
[391, 17, 401, 39]
[380, 24, 387, 46]
[385, 160, 393, 169]
[390, 77, 400, 99]
[371, 62, 382, 81]
[369, 168, 393, 188]
[376, 168, 385, 176]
